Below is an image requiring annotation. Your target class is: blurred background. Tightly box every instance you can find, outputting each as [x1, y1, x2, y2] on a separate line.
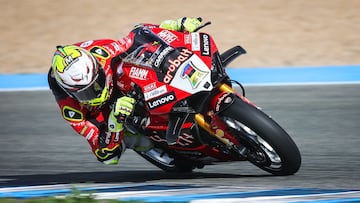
[0, 1, 359, 193]
[0, 0, 359, 73]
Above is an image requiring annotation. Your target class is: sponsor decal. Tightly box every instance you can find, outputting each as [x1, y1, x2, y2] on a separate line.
[224, 97, 232, 104]
[105, 132, 112, 144]
[215, 92, 233, 112]
[104, 131, 120, 144]
[108, 123, 116, 131]
[191, 33, 200, 51]
[200, 34, 211, 56]
[85, 128, 96, 142]
[63, 55, 76, 67]
[63, 106, 83, 121]
[164, 48, 192, 83]
[129, 66, 149, 80]
[153, 46, 174, 68]
[144, 85, 167, 101]
[181, 61, 209, 88]
[175, 150, 203, 156]
[80, 125, 88, 135]
[104, 45, 115, 55]
[184, 34, 191, 44]
[143, 82, 157, 92]
[90, 46, 110, 59]
[147, 91, 176, 110]
[118, 36, 133, 52]
[114, 133, 120, 142]
[79, 40, 93, 48]
[117, 80, 126, 90]
[177, 132, 195, 147]
[111, 42, 121, 52]
[149, 134, 167, 144]
[157, 30, 178, 44]
[215, 129, 231, 145]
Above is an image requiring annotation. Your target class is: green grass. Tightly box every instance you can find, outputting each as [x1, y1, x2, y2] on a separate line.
[0, 189, 145, 203]
[0, 198, 144, 203]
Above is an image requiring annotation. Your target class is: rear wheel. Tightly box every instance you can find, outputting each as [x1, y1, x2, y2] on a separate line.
[220, 97, 301, 175]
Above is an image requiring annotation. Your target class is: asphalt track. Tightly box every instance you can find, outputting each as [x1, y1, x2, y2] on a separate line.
[0, 84, 359, 201]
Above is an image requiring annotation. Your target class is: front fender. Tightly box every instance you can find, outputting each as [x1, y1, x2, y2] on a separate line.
[211, 92, 236, 113]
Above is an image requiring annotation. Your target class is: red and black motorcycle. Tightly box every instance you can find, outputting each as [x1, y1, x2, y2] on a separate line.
[116, 22, 301, 175]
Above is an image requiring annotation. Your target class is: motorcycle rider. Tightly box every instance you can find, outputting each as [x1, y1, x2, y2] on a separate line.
[48, 17, 202, 165]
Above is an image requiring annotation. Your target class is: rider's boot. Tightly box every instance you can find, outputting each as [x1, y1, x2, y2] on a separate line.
[122, 131, 175, 167]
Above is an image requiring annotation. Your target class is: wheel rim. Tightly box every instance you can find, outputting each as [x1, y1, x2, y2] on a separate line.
[224, 117, 282, 170]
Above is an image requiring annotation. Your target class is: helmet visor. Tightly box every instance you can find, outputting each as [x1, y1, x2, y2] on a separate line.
[68, 68, 108, 104]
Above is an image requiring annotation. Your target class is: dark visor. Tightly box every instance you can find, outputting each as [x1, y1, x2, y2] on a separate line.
[68, 68, 106, 102]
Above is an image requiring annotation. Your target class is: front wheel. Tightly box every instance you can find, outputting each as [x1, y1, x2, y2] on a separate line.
[219, 97, 301, 175]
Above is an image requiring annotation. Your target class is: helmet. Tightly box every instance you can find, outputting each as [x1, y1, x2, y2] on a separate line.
[52, 45, 111, 106]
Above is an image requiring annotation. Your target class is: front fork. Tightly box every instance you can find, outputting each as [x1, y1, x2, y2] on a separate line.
[194, 83, 247, 158]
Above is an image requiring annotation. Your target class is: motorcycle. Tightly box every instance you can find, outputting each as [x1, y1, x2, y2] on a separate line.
[115, 21, 301, 176]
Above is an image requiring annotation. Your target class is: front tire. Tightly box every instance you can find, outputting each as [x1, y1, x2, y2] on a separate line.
[220, 97, 301, 175]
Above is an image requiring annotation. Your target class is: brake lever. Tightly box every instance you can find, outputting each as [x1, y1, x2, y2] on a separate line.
[124, 99, 149, 134]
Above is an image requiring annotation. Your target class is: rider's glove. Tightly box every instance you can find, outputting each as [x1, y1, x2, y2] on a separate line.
[108, 96, 136, 132]
[96, 131, 126, 165]
[160, 17, 202, 32]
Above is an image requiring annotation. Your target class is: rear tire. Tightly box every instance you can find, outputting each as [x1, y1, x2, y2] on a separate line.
[220, 97, 301, 175]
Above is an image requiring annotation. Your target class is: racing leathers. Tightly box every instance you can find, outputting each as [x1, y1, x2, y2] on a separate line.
[48, 17, 203, 165]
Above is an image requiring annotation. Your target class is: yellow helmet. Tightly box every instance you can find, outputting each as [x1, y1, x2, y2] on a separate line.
[52, 45, 110, 106]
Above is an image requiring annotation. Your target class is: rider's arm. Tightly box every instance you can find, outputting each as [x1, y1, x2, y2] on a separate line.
[48, 69, 101, 141]
[53, 95, 124, 165]
[48, 70, 122, 164]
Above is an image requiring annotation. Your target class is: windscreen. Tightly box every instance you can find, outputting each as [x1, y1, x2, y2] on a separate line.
[122, 26, 174, 69]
